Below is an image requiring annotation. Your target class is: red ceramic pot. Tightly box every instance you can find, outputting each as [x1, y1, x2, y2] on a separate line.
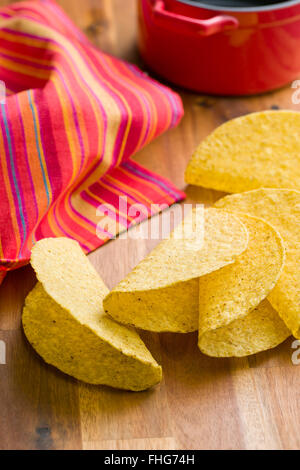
[138, 0, 300, 95]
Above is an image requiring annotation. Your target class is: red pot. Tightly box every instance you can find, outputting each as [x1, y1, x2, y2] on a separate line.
[138, 0, 300, 95]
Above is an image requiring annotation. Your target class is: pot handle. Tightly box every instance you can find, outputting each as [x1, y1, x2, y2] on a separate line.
[153, 0, 239, 36]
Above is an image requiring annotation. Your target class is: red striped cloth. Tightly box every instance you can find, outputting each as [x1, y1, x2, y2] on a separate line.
[0, 0, 185, 283]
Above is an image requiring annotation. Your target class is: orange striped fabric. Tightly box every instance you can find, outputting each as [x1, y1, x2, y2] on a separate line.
[0, 0, 185, 283]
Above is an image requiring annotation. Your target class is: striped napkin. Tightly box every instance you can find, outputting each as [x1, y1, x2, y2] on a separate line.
[0, 0, 185, 284]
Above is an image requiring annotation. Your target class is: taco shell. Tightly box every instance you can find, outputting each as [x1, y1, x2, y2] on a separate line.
[103, 208, 249, 333]
[198, 213, 288, 357]
[215, 188, 300, 338]
[185, 110, 300, 193]
[22, 238, 162, 391]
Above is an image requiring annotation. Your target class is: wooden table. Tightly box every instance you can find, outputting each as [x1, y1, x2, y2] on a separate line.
[0, 0, 299, 451]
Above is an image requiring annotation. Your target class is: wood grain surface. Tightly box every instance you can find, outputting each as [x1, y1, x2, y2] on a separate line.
[0, 0, 299, 451]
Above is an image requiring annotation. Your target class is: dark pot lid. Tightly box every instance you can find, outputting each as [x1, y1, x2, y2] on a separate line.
[177, 0, 300, 12]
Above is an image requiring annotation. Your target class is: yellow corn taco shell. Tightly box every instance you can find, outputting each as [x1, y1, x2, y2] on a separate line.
[22, 238, 162, 391]
[103, 208, 249, 333]
[199, 300, 290, 357]
[215, 188, 300, 338]
[198, 213, 288, 357]
[185, 110, 300, 193]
